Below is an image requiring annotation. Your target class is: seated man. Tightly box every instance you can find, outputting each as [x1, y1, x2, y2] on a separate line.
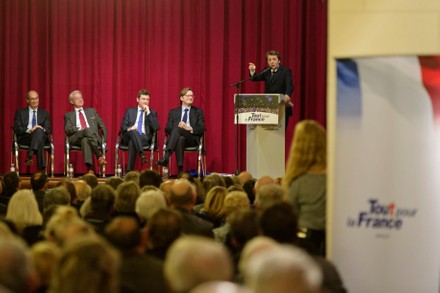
[119, 89, 159, 172]
[158, 87, 205, 176]
[14, 90, 51, 171]
[64, 90, 107, 174]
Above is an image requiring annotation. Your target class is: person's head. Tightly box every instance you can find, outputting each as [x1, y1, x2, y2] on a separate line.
[265, 50, 281, 70]
[105, 177, 124, 191]
[115, 181, 140, 213]
[43, 187, 71, 211]
[190, 281, 251, 293]
[50, 236, 120, 293]
[139, 170, 163, 189]
[68, 90, 84, 108]
[135, 190, 167, 222]
[179, 87, 194, 107]
[284, 120, 326, 187]
[254, 175, 275, 194]
[202, 186, 227, 220]
[30, 172, 48, 191]
[55, 179, 77, 205]
[124, 171, 140, 185]
[242, 178, 256, 205]
[244, 245, 322, 293]
[136, 89, 150, 109]
[259, 201, 298, 244]
[104, 217, 142, 254]
[223, 191, 250, 216]
[26, 90, 40, 110]
[74, 180, 92, 202]
[90, 185, 116, 215]
[228, 208, 259, 250]
[254, 184, 285, 212]
[6, 190, 43, 230]
[146, 208, 182, 250]
[30, 241, 60, 290]
[0, 238, 34, 293]
[237, 171, 253, 186]
[165, 236, 233, 292]
[79, 173, 99, 189]
[3, 172, 20, 191]
[169, 179, 196, 210]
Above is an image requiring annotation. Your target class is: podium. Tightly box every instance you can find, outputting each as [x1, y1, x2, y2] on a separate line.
[234, 94, 286, 178]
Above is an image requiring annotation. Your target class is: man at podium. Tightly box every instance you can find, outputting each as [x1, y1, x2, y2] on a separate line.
[248, 50, 294, 126]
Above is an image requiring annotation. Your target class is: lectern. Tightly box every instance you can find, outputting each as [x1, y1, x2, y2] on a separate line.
[234, 94, 285, 178]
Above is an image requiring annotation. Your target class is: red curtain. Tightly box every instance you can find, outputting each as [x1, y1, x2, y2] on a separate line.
[0, 0, 327, 175]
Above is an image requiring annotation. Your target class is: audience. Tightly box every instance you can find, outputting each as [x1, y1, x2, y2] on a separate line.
[195, 186, 227, 228]
[30, 171, 48, 214]
[0, 172, 20, 206]
[113, 181, 141, 224]
[139, 169, 163, 189]
[135, 189, 167, 223]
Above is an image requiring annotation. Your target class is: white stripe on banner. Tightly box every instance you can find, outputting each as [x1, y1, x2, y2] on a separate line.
[334, 56, 440, 293]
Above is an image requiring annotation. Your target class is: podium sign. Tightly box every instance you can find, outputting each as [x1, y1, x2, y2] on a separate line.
[234, 94, 286, 178]
[234, 94, 282, 124]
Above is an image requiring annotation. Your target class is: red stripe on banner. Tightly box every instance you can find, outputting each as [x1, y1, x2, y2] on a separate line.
[419, 56, 440, 126]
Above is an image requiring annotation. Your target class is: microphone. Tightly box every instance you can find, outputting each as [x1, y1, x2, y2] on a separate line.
[251, 67, 271, 80]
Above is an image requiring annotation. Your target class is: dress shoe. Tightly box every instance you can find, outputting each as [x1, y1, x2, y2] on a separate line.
[140, 154, 148, 164]
[87, 169, 95, 175]
[98, 157, 107, 166]
[25, 158, 34, 167]
[157, 157, 169, 166]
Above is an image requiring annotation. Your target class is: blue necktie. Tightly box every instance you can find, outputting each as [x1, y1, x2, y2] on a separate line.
[182, 108, 189, 124]
[32, 110, 36, 127]
[137, 110, 144, 134]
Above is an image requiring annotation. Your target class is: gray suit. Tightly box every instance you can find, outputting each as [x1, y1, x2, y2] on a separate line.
[64, 108, 107, 166]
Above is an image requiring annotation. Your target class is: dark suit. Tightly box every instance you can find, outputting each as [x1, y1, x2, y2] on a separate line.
[13, 107, 51, 170]
[64, 108, 107, 166]
[251, 65, 295, 119]
[120, 107, 159, 171]
[164, 106, 205, 168]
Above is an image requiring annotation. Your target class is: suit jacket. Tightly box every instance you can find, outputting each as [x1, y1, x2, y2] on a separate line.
[252, 65, 294, 97]
[165, 106, 205, 136]
[120, 107, 159, 138]
[14, 107, 51, 137]
[64, 108, 108, 141]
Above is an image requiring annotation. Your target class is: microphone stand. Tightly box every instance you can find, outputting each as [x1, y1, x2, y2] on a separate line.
[229, 75, 253, 176]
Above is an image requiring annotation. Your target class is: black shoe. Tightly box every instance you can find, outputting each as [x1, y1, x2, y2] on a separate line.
[25, 158, 34, 166]
[157, 157, 169, 166]
[140, 154, 148, 164]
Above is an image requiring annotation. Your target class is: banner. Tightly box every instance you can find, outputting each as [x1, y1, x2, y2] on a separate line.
[233, 94, 282, 124]
[333, 56, 440, 293]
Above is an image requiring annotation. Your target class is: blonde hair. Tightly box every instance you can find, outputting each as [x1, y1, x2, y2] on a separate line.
[202, 186, 227, 219]
[284, 120, 326, 189]
[223, 191, 250, 216]
[6, 190, 43, 230]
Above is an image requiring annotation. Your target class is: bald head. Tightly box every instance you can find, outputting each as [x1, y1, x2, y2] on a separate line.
[105, 217, 142, 253]
[238, 171, 253, 185]
[169, 180, 196, 209]
[254, 176, 275, 193]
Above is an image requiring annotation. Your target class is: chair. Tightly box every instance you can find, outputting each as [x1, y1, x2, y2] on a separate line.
[11, 127, 54, 177]
[114, 131, 159, 176]
[162, 133, 206, 178]
[64, 132, 107, 177]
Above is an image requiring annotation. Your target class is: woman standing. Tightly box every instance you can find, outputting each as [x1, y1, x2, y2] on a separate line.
[284, 120, 326, 256]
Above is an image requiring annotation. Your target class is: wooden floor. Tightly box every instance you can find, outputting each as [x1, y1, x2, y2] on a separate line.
[11, 175, 110, 189]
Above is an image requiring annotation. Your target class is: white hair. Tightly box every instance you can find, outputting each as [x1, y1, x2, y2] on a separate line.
[165, 236, 233, 292]
[244, 245, 322, 293]
[135, 190, 166, 221]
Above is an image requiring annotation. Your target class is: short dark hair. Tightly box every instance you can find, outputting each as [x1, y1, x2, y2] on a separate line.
[137, 89, 150, 98]
[3, 172, 19, 190]
[265, 50, 281, 61]
[179, 87, 193, 97]
[259, 201, 298, 244]
[30, 172, 48, 191]
[139, 170, 163, 188]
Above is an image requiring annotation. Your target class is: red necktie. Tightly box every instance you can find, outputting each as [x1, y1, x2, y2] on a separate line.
[79, 109, 87, 129]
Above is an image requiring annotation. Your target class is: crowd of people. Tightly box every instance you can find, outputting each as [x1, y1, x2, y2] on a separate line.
[0, 118, 347, 293]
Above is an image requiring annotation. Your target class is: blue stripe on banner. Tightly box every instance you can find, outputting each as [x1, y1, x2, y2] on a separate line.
[337, 59, 362, 117]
